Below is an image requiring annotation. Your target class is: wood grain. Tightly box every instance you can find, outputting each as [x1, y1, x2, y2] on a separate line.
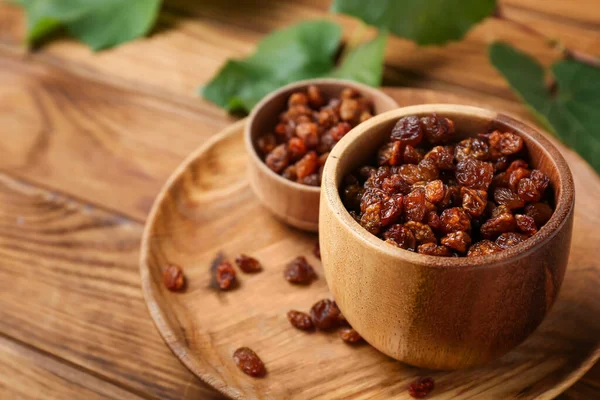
[141, 110, 598, 399]
[0, 173, 225, 400]
[0, 335, 144, 400]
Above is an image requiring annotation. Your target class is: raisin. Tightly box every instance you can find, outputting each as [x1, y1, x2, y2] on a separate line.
[265, 144, 289, 173]
[417, 243, 452, 257]
[235, 254, 262, 273]
[425, 180, 445, 204]
[340, 98, 359, 121]
[508, 167, 531, 191]
[233, 347, 266, 377]
[496, 232, 528, 249]
[282, 165, 297, 181]
[425, 211, 442, 231]
[403, 145, 425, 164]
[295, 151, 319, 180]
[340, 327, 362, 343]
[330, 122, 353, 141]
[288, 92, 308, 107]
[461, 187, 488, 217]
[405, 221, 437, 244]
[284, 256, 316, 285]
[421, 114, 455, 144]
[317, 132, 336, 153]
[361, 201, 383, 234]
[516, 214, 538, 235]
[295, 122, 318, 149]
[307, 85, 324, 108]
[310, 299, 342, 330]
[441, 231, 471, 253]
[494, 156, 510, 172]
[455, 158, 494, 190]
[408, 377, 435, 399]
[163, 264, 185, 291]
[317, 109, 339, 130]
[424, 146, 455, 170]
[257, 134, 277, 155]
[287, 137, 307, 161]
[518, 169, 549, 202]
[438, 185, 460, 209]
[360, 111, 373, 122]
[216, 261, 237, 290]
[342, 183, 364, 211]
[494, 187, 525, 209]
[404, 189, 427, 222]
[480, 207, 517, 239]
[467, 240, 502, 257]
[506, 159, 529, 173]
[454, 138, 489, 161]
[341, 88, 360, 99]
[281, 105, 312, 124]
[398, 164, 424, 185]
[378, 141, 403, 166]
[365, 166, 392, 189]
[287, 310, 314, 331]
[381, 194, 404, 226]
[383, 224, 417, 251]
[391, 116, 423, 146]
[487, 130, 524, 158]
[299, 173, 320, 186]
[418, 158, 440, 181]
[382, 174, 412, 195]
[313, 240, 321, 259]
[525, 202, 553, 226]
[440, 207, 471, 233]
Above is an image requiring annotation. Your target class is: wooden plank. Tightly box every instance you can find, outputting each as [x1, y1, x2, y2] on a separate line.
[0, 174, 224, 400]
[0, 1, 597, 106]
[0, 335, 144, 400]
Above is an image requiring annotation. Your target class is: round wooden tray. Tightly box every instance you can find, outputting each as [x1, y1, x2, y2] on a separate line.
[140, 89, 600, 399]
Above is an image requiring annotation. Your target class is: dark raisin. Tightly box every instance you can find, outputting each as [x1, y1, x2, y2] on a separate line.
[310, 299, 342, 330]
[216, 261, 237, 290]
[421, 114, 455, 144]
[461, 187, 488, 217]
[265, 144, 289, 173]
[467, 240, 502, 257]
[425, 211, 442, 231]
[441, 231, 471, 253]
[494, 187, 525, 209]
[342, 183, 365, 211]
[382, 174, 412, 195]
[284, 256, 316, 285]
[424, 180, 445, 204]
[418, 158, 440, 181]
[455, 158, 494, 190]
[391, 116, 423, 146]
[330, 122, 353, 141]
[454, 138, 489, 161]
[496, 232, 528, 249]
[506, 159, 529, 173]
[440, 207, 471, 233]
[378, 141, 403, 166]
[233, 347, 266, 377]
[235, 254, 262, 273]
[339, 327, 362, 344]
[317, 131, 336, 153]
[403, 145, 425, 164]
[525, 202, 553, 226]
[488, 130, 524, 159]
[408, 377, 435, 399]
[163, 264, 185, 291]
[508, 167, 531, 191]
[282, 165, 297, 181]
[439, 185, 460, 209]
[360, 201, 383, 235]
[404, 189, 427, 222]
[365, 166, 392, 189]
[494, 156, 510, 172]
[516, 214, 538, 235]
[287, 137, 307, 161]
[480, 207, 517, 239]
[424, 146, 455, 170]
[404, 221, 437, 244]
[383, 224, 417, 251]
[417, 243, 452, 256]
[381, 194, 404, 226]
[287, 310, 314, 331]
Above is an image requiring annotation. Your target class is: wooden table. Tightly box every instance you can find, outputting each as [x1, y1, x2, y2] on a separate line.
[0, 1, 598, 399]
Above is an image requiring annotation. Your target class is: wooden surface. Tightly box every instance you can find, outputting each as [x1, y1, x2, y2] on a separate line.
[139, 107, 597, 399]
[0, 0, 598, 398]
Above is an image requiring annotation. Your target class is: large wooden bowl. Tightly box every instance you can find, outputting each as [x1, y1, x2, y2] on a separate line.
[319, 104, 575, 370]
[245, 78, 398, 232]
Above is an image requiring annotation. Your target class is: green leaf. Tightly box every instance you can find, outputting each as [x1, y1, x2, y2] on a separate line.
[490, 42, 600, 174]
[201, 20, 387, 113]
[18, 0, 161, 50]
[331, 0, 496, 45]
[332, 32, 387, 86]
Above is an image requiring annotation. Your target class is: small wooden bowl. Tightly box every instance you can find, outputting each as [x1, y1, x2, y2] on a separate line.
[244, 78, 398, 232]
[319, 104, 575, 370]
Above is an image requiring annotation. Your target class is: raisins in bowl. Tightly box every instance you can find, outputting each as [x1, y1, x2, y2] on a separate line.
[340, 114, 554, 257]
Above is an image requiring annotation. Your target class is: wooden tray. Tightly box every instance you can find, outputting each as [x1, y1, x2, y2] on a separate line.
[140, 90, 600, 399]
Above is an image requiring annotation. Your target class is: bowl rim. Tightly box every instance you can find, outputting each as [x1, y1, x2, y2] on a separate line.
[321, 104, 575, 269]
[244, 78, 399, 194]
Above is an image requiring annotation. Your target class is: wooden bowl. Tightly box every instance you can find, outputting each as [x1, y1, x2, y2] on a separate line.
[245, 78, 398, 232]
[319, 104, 575, 370]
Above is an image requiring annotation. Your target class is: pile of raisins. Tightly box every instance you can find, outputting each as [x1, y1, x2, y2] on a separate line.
[258, 86, 374, 186]
[341, 114, 554, 257]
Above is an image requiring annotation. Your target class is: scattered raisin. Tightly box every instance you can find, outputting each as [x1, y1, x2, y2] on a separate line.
[408, 377, 435, 399]
[216, 261, 237, 290]
[163, 264, 185, 291]
[235, 254, 262, 273]
[233, 347, 266, 377]
[284, 256, 316, 285]
[310, 299, 342, 330]
[287, 310, 314, 331]
[339, 327, 362, 343]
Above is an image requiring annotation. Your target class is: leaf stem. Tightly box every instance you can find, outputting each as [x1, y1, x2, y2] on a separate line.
[493, 7, 600, 69]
